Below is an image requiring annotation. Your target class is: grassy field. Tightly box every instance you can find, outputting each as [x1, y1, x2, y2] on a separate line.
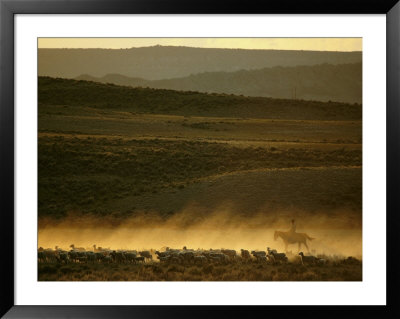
[38, 259, 362, 281]
[38, 77, 362, 280]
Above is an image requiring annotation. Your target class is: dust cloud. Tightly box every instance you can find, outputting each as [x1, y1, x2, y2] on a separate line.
[38, 205, 362, 259]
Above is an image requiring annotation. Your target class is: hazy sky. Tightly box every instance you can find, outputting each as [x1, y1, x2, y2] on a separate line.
[38, 38, 362, 52]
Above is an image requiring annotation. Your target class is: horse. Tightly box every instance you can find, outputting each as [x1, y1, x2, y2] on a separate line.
[274, 230, 315, 253]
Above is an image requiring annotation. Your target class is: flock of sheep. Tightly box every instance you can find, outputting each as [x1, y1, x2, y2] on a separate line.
[37, 244, 335, 266]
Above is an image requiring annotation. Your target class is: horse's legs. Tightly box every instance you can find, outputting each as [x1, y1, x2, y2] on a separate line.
[304, 241, 309, 253]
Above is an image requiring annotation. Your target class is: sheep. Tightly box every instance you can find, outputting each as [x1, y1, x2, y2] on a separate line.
[103, 255, 113, 264]
[139, 251, 153, 261]
[37, 244, 352, 268]
[251, 250, 266, 257]
[156, 250, 177, 263]
[157, 256, 170, 263]
[95, 252, 106, 262]
[110, 250, 126, 263]
[342, 256, 361, 265]
[70, 244, 85, 252]
[209, 249, 222, 254]
[155, 251, 170, 258]
[56, 251, 69, 264]
[201, 251, 211, 258]
[38, 251, 46, 263]
[251, 251, 267, 262]
[75, 251, 87, 259]
[209, 255, 222, 263]
[68, 250, 79, 263]
[92, 245, 112, 253]
[179, 251, 195, 264]
[124, 252, 137, 263]
[268, 249, 288, 263]
[209, 253, 229, 264]
[266, 254, 275, 264]
[76, 256, 88, 263]
[86, 251, 96, 263]
[194, 255, 207, 265]
[221, 254, 230, 263]
[135, 256, 145, 264]
[298, 252, 318, 265]
[221, 249, 237, 260]
[43, 249, 57, 262]
[166, 248, 181, 255]
[258, 256, 268, 262]
[240, 249, 251, 260]
[273, 252, 288, 263]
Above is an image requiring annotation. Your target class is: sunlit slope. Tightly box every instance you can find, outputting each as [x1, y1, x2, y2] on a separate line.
[94, 166, 362, 221]
[38, 135, 361, 220]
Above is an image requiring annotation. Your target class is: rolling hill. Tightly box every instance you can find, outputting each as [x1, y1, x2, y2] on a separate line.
[39, 76, 361, 121]
[76, 63, 362, 104]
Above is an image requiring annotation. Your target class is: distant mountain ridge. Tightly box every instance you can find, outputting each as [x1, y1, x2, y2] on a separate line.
[76, 63, 362, 104]
[38, 45, 362, 80]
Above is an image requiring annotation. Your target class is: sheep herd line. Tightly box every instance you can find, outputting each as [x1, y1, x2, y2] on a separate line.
[38, 244, 359, 266]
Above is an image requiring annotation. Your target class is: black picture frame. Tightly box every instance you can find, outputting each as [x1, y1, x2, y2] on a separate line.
[1, 0, 399, 318]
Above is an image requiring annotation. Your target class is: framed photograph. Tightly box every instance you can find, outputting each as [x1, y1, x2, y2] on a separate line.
[1, 0, 399, 317]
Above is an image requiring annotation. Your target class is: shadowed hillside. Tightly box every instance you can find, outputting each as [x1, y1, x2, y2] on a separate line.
[39, 76, 361, 121]
[38, 45, 362, 80]
[77, 63, 362, 104]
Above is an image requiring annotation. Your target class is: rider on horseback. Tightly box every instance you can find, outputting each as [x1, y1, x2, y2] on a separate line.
[274, 219, 314, 253]
[289, 219, 296, 234]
